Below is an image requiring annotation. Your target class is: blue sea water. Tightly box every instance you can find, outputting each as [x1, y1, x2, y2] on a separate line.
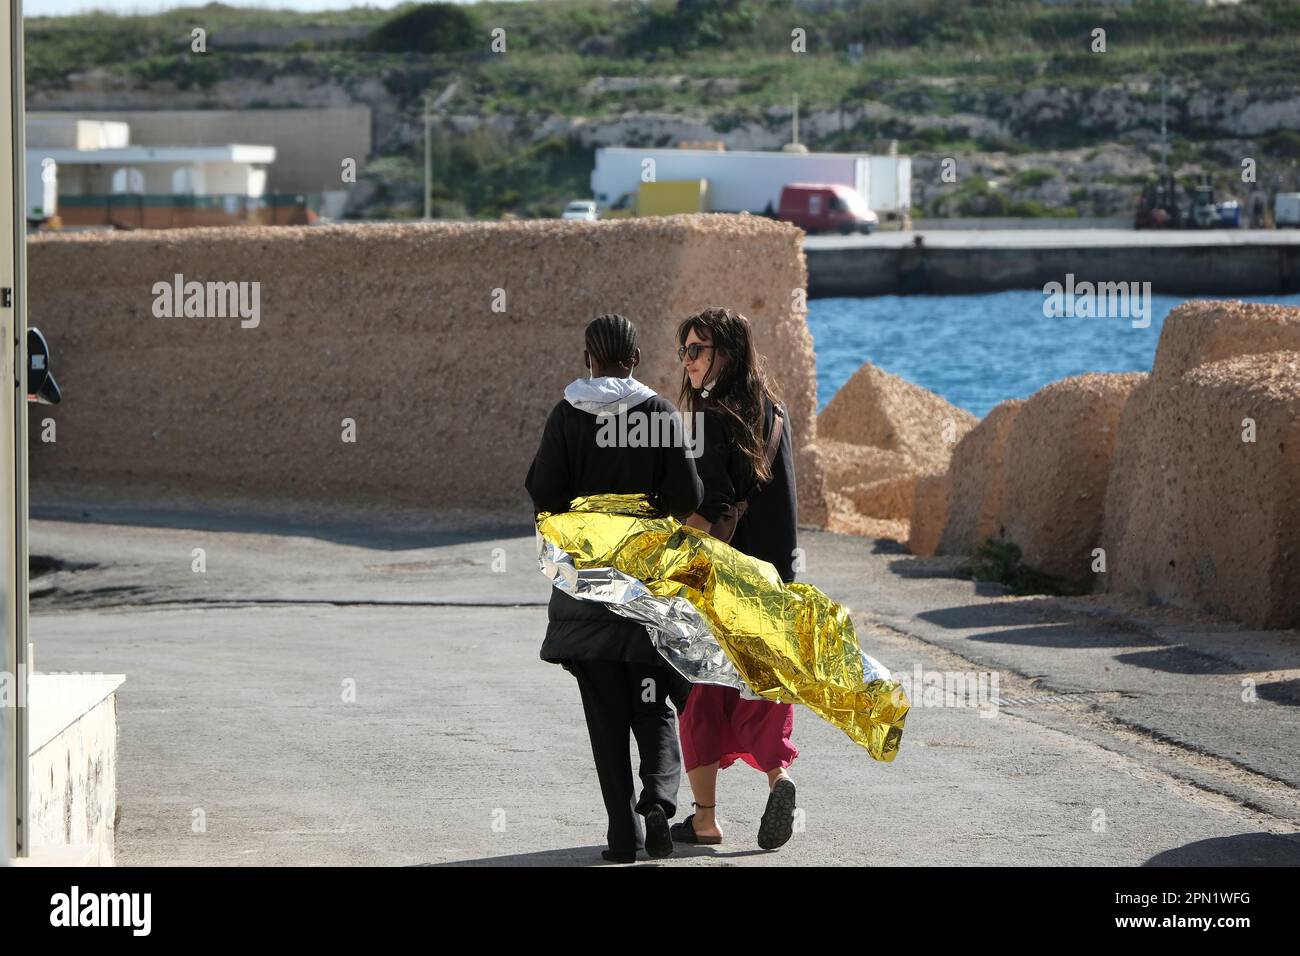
[806, 292, 1300, 418]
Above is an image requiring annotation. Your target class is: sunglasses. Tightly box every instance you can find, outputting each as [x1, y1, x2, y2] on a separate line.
[677, 343, 717, 362]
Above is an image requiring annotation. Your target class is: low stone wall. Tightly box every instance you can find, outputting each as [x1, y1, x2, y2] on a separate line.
[27, 216, 828, 527]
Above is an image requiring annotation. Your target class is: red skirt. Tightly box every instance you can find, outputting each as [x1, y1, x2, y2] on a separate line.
[679, 683, 798, 773]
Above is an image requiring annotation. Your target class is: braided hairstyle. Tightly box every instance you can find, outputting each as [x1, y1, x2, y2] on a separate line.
[585, 313, 637, 370]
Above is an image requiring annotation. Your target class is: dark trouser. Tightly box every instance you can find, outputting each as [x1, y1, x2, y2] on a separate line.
[567, 659, 686, 854]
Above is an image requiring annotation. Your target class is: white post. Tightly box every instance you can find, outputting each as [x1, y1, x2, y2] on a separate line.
[2, 0, 28, 859]
[424, 93, 432, 220]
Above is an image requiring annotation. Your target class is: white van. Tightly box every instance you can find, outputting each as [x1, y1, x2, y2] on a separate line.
[1274, 193, 1300, 227]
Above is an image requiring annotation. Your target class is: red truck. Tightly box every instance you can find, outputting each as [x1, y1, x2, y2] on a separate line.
[778, 183, 878, 235]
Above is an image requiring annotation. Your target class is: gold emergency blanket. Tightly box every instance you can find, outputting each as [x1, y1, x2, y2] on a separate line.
[536, 493, 908, 762]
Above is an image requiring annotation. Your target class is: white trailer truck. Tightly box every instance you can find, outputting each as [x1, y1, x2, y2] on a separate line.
[592, 147, 878, 215]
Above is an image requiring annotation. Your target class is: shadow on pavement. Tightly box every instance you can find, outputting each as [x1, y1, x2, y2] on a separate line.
[419, 844, 772, 866]
[968, 623, 1164, 649]
[1114, 646, 1252, 675]
[1256, 679, 1300, 707]
[33, 500, 533, 552]
[918, 602, 1099, 630]
[885, 556, 978, 580]
[1145, 832, 1300, 866]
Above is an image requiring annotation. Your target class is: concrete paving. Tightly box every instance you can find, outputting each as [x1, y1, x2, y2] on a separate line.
[28, 507, 1300, 866]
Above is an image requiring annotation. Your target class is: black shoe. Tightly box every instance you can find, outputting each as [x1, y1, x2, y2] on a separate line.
[641, 805, 674, 859]
[757, 778, 797, 850]
[601, 849, 637, 864]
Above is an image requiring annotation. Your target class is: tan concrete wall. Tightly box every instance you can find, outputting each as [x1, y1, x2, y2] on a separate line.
[27, 216, 827, 528]
[1000, 373, 1144, 585]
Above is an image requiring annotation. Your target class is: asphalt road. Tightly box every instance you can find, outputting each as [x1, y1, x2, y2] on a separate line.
[28, 510, 1300, 866]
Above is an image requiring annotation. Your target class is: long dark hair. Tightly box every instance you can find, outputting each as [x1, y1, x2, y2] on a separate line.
[677, 307, 782, 484]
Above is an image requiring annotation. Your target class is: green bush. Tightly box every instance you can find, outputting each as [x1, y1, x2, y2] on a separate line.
[365, 3, 478, 54]
[959, 539, 1080, 596]
[1014, 167, 1056, 189]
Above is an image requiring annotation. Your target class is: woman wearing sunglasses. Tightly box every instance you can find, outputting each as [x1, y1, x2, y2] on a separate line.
[671, 307, 801, 850]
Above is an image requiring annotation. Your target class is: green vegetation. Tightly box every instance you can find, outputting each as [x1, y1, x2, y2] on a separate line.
[959, 539, 1087, 597]
[364, 3, 477, 53]
[23, 0, 1300, 218]
[1014, 168, 1056, 190]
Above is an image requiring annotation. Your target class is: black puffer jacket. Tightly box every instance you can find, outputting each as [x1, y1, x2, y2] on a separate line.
[525, 377, 703, 666]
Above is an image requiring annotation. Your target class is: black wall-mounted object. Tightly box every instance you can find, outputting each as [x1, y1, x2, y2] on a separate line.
[26, 327, 59, 404]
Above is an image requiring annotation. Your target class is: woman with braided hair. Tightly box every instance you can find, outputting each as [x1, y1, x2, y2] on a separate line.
[671, 306, 802, 851]
[525, 313, 703, 863]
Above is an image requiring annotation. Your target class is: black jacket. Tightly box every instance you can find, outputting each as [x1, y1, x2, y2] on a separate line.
[525, 390, 703, 666]
[694, 394, 799, 583]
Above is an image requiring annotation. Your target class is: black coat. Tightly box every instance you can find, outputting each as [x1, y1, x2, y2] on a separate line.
[525, 393, 703, 666]
[694, 394, 799, 583]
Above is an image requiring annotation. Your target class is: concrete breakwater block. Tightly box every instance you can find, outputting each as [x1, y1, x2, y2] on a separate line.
[938, 398, 1024, 556]
[1152, 299, 1300, 384]
[1000, 372, 1144, 585]
[907, 472, 951, 557]
[27, 216, 830, 527]
[1103, 351, 1300, 627]
[817, 438, 914, 493]
[817, 362, 973, 533]
[818, 362, 977, 473]
[844, 472, 922, 521]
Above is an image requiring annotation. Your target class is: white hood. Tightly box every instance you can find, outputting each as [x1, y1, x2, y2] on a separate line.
[564, 375, 657, 415]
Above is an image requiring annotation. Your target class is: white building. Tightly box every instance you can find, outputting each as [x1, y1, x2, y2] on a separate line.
[24, 116, 276, 224]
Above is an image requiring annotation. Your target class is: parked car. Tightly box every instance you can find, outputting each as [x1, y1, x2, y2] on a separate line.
[1275, 192, 1300, 228]
[778, 183, 878, 235]
[561, 200, 599, 221]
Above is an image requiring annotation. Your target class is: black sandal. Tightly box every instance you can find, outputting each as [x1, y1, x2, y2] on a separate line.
[757, 778, 797, 850]
[669, 804, 722, 845]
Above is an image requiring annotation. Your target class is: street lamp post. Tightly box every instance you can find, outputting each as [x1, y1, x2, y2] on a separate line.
[424, 92, 432, 221]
